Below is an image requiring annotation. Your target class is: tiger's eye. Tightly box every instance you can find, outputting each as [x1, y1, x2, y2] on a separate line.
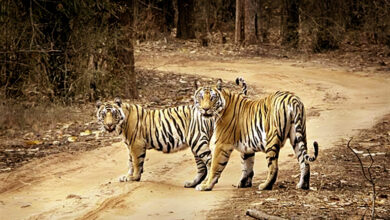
[198, 90, 204, 98]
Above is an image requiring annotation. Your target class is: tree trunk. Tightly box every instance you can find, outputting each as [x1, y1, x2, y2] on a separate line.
[281, 0, 300, 48]
[244, 0, 258, 44]
[235, 0, 258, 44]
[314, 0, 338, 52]
[157, 0, 175, 33]
[115, 0, 138, 98]
[258, 0, 271, 43]
[235, 0, 244, 43]
[176, 0, 195, 39]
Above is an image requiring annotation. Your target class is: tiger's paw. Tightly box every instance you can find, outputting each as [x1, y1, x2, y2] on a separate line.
[296, 181, 309, 190]
[195, 184, 212, 191]
[119, 175, 130, 182]
[258, 182, 273, 190]
[184, 180, 198, 188]
[237, 176, 253, 188]
[237, 180, 252, 188]
[119, 175, 140, 182]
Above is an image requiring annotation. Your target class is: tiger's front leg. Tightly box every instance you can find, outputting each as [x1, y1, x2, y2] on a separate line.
[119, 142, 146, 182]
[196, 144, 233, 191]
[184, 155, 208, 188]
[119, 151, 133, 182]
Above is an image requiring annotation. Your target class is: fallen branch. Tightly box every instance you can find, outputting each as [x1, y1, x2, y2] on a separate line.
[346, 138, 376, 219]
[246, 209, 286, 220]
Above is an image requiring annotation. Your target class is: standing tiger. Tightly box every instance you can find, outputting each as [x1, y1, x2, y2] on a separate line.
[96, 82, 248, 187]
[96, 99, 212, 187]
[193, 78, 318, 191]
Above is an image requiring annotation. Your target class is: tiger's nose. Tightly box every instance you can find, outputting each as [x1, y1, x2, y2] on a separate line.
[203, 107, 210, 111]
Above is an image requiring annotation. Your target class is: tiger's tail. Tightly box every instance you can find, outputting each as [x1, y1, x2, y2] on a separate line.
[235, 77, 248, 95]
[289, 95, 318, 163]
[305, 141, 319, 162]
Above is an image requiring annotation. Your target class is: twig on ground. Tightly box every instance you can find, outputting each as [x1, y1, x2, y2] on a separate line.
[246, 209, 286, 220]
[346, 138, 376, 219]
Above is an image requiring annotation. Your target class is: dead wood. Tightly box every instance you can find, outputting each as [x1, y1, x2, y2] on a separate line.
[346, 138, 376, 219]
[246, 209, 287, 220]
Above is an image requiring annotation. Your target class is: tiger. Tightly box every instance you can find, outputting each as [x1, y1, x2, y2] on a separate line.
[193, 78, 318, 191]
[96, 82, 248, 187]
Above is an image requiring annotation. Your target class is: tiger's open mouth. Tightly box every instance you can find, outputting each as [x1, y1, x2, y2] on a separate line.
[104, 126, 116, 133]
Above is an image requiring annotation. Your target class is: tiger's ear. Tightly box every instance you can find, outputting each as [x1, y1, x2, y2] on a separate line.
[114, 97, 122, 107]
[194, 80, 201, 90]
[216, 79, 222, 91]
[96, 101, 102, 109]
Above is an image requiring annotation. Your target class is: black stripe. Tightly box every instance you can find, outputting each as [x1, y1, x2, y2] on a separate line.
[267, 157, 277, 167]
[155, 130, 164, 151]
[170, 111, 184, 141]
[242, 153, 255, 160]
[220, 149, 231, 158]
[219, 161, 228, 166]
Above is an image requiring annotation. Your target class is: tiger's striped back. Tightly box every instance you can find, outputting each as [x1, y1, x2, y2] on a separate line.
[119, 103, 213, 155]
[217, 91, 311, 154]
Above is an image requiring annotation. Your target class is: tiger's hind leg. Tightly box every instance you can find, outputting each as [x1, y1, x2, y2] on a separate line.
[238, 153, 255, 188]
[259, 137, 280, 190]
[184, 154, 209, 188]
[290, 122, 310, 189]
[119, 141, 146, 182]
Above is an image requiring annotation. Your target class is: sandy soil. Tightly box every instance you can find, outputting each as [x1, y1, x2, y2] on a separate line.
[0, 55, 389, 219]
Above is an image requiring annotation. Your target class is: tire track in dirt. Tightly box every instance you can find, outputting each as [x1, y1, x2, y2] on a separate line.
[76, 156, 196, 220]
[77, 185, 143, 220]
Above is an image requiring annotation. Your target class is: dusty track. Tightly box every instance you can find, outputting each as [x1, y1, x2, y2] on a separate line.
[1, 56, 389, 219]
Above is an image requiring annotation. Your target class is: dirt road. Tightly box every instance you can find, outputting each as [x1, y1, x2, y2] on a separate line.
[1, 56, 389, 219]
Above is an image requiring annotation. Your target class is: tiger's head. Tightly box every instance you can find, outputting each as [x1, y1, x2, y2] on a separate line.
[96, 98, 126, 133]
[193, 79, 226, 118]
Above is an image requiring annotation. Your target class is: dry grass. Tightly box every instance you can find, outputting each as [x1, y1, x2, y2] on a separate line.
[0, 101, 93, 137]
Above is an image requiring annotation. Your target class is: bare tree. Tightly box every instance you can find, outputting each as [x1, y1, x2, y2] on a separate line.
[157, 0, 175, 33]
[281, 0, 300, 48]
[244, 0, 258, 44]
[235, 0, 244, 43]
[257, 0, 272, 43]
[235, 0, 258, 44]
[313, 0, 340, 51]
[114, 0, 138, 98]
[177, 0, 195, 39]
